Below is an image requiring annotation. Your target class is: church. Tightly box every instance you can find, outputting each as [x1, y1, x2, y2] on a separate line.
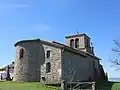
[0, 33, 106, 83]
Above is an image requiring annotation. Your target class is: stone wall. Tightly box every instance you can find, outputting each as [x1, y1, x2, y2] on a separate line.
[13, 39, 100, 83]
[0, 63, 14, 80]
[61, 50, 100, 82]
[41, 44, 61, 83]
[0, 71, 6, 80]
[13, 40, 45, 82]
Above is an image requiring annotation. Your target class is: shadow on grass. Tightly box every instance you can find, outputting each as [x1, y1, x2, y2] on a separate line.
[96, 81, 120, 90]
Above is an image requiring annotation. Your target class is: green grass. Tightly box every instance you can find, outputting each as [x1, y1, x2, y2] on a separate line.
[0, 81, 120, 90]
[97, 81, 120, 90]
[0, 81, 58, 90]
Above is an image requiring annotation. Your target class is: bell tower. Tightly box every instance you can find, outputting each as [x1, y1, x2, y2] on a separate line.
[65, 33, 94, 55]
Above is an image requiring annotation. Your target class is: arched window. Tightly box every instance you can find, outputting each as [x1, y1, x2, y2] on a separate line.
[46, 50, 51, 58]
[75, 38, 79, 48]
[86, 39, 90, 47]
[19, 48, 24, 59]
[70, 39, 74, 48]
[46, 62, 51, 73]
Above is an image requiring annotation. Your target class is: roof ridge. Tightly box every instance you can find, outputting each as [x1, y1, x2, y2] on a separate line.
[52, 41, 100, 60]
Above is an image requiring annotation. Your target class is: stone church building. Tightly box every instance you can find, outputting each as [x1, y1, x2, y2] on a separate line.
[1, 34, 105, 83]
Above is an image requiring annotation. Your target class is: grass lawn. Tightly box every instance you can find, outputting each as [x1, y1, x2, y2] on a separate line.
[0, 81, 120, 90]
[0, 81, 58, 90]
[97, 81, 120, 90]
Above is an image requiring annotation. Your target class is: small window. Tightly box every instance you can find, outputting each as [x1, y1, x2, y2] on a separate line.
[46, 62, 51, 73]
[19, 48, 24, 59]
[12, 62, 14, 64]
[12, 67, 14, 69]
[70, 39, 74, 48]
[86, 39, 89, 47]
[41, 77, 46, 81]
[75, 38, 79, 48]
[46, 50, 50, 58]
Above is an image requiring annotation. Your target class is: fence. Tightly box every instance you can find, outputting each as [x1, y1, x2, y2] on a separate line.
[61, 80, 96, 90]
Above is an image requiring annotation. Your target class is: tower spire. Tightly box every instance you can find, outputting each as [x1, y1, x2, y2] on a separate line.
[77, 27, 79, 35]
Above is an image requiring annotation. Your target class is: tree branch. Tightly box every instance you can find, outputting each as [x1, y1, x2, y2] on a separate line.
[111, 58, 120, 66]
[113, 40, 120, 52]
[111, 40, 120, 70]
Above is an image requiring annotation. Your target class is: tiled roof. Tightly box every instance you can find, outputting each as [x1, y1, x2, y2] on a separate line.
[52, 41, 101, 60]
[14, 39, 100, 60]
[65, 33, 90, 39]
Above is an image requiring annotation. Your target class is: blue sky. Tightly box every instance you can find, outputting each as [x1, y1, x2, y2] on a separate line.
[0, 0, 120, 78]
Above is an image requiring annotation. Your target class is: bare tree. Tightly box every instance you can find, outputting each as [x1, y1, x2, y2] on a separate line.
[111, 40, 120, 70]
[63, 59, 76, 90]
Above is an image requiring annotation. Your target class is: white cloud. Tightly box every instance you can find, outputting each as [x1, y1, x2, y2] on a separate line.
[14, 4, 29, 8]
[52, 0, 69, 9]
[19, 23, 52, 39]
[0, 4, 29, 8]
[30, 23, 51, 32]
